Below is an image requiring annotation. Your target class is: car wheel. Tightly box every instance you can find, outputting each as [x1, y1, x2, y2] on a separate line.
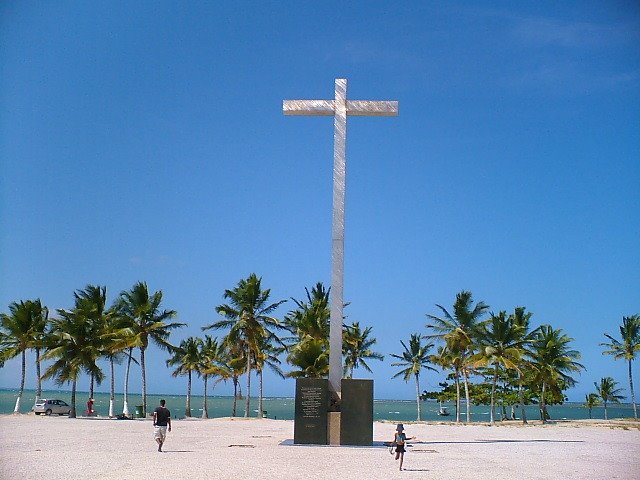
[45, 409, 52, 416]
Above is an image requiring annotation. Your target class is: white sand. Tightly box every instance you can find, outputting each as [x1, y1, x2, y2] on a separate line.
[1, 415, 639, 480]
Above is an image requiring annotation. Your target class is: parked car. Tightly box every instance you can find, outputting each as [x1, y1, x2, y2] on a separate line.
[34, 399, 72, 416]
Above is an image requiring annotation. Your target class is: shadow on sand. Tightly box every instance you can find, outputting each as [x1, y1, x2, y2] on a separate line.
[414, 439, 584, 445]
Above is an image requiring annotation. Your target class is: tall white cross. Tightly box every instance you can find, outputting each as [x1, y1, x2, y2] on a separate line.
[283, 78, 398, 396]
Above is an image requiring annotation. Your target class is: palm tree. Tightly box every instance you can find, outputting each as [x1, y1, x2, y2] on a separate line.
[120, 344, 137, 416]
[166, 337, 202, 417]
[286, 338, 330, 378]
[100, 305, 138, 418]
[390, 333, 437, 421]
[116, 281, 182, 415]
[108, 304, 139, 417]
[601, 315, 640, 419]
[254, 333, 285, 417]
[426, 290, 489, 422]
[343, 321, 384, 378]
[529, 325, 584, 423]
[41, 301, 105, 418]
[0, 300, 50, 413]
[73, 285, 110, 402]
[203, 274, 286, 417]
[101, 338, 130, 418]
[584, 393, 600, 419]
[595, 377, 624, 420]
[0, 331, 5, 368]
[470, 311, 527, 424]
[283, 283, 330, 343]
[26, 300, 49, 409]
[509, 306, 536, 424]
[432, 345, 463, 423]
[283, 283, 331, 380]
[223, 342, 247, 417]
[198, 335, 229, 419]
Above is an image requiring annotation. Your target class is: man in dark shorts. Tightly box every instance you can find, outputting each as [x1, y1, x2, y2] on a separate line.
[152, 399, 172, 452]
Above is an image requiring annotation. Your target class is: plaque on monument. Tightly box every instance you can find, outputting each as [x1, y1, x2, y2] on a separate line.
[294, 378, 329, 445]
[340, 379, 373, 445]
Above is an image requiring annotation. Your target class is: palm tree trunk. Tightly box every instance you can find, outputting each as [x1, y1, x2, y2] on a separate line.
[455, 371, 461, 423]
[202, 375, 209, 419]
[141, 347, 147, 416]
[518, 373, 527, 424]
[604, 399, 608, 420]
[244, 360, 251, 418]
[34, 347, 42, 410]
[14, 349, 26, 414]
[185, 371, 192, 417]
[89, 374, 95, 400]
[628, 359, 637, 420]
[500, 378, 508, 420]
[462, 368, 471, 423]
[490, 367, 498, 424]
[588, 406, 592, 419]
[232, 376, 238, 417]
[109, 357, 115, 417]
[123, 348, 132, 416]
[540, 382, 546, 423]
[415, 374, 421, 421]
[70, 379, 77, 418]
[258, 369, 264, 418]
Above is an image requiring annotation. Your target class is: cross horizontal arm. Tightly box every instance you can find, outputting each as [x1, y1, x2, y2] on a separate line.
[346, 101, 398, 116]
[283, 100, 336, 116]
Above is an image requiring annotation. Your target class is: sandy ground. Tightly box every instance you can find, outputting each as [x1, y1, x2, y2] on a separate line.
[1, 415, 639, 480]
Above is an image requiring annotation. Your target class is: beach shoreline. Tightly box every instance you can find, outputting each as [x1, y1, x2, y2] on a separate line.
[1, 415, 638, 480]
[2, 388, 637, 422]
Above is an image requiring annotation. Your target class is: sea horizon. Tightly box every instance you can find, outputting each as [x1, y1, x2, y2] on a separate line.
[2, 387, 635, 422]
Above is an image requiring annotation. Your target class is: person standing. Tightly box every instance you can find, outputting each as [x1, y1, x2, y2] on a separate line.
[152, 399, 172, 452]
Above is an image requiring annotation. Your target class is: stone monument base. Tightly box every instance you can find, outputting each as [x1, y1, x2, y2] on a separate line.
[294, 378, 328, 445]
[340, 379, 373, 445]
[327, 412, 341, 445]
[293, 378, 374, 445]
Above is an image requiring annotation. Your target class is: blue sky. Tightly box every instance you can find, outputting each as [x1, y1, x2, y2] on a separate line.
[1, 1, 638, 402]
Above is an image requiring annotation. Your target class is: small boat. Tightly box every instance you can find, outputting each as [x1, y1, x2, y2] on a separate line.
[437, 406, 450, 416]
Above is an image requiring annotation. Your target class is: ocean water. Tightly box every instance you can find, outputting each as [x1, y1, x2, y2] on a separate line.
[1, 388, 636, 421]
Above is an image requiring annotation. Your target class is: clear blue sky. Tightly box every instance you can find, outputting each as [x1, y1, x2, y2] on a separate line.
[1, 2, 638, 402]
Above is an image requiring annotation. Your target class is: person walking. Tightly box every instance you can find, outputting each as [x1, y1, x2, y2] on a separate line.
[152, 399, 172, 452]
[391, 423, 415, 471]
[86, 398, 94, 416]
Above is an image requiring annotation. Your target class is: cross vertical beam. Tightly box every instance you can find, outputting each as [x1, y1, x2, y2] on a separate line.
[330, 79, 347, 396]
[284, 79, 398, 397]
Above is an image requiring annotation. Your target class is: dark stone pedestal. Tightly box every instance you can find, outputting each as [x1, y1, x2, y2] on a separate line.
[293, 377, 374, 445]
[340, 379, 373, 445]
[294, 378, 329, 444]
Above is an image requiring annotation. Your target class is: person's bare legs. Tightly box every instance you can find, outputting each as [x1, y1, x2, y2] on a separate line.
[156, 436, 163, 452]
[399, 452, 404, 471]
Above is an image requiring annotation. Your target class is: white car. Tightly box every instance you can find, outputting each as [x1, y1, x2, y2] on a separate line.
[34, 399, 71, 416]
